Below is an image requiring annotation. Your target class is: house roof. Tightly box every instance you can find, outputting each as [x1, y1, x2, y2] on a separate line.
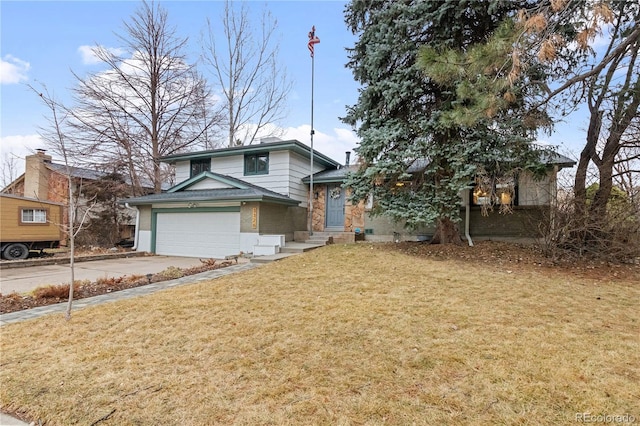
[302, 152, 577, 184]
[302, 165, 359, 184]
[2, 161, 165, 193]
[46, 162, 165, 190]
[160, 139, 341, 169]
[539, 152, 576, 168]
[46, 162, 106, 181]
[122, 172, 300, 206]
[0, 193, 64, 206]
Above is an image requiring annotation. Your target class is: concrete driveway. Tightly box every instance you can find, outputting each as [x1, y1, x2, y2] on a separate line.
[0, 256, 208, 295]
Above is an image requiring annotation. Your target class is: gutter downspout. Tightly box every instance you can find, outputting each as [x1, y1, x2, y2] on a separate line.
[464, 188, 474, 247]
[124, 203, 140, 250]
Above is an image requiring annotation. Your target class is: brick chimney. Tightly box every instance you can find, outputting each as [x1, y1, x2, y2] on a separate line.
[24, 149, 52, 200]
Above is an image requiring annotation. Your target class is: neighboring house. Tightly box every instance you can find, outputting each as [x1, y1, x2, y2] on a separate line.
[122, 138, 575, 259]
[1, 149, 150, 244]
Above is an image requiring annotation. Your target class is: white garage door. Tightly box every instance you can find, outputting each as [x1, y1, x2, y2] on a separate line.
[155, 211, 240, 258]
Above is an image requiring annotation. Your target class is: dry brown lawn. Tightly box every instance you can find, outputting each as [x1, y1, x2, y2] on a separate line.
[1, 242, 638, 425]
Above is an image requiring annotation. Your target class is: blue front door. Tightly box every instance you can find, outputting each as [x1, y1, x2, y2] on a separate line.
[325, 184, 345, 228]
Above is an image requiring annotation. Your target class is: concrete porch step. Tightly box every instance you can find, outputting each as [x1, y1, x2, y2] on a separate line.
[305, 239, 330, 245]
[250, 242, 326, 263]
[294, 230, 355, 244]
[250, 253, 297, 263]
[280, 242, 326, 254]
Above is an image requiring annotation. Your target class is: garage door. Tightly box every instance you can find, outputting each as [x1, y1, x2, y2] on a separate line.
[155, 211, 240, 258]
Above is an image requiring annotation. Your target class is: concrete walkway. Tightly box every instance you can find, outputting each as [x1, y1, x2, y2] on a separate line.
[0, 255, 212, 295]
[0, 262, 259, 326]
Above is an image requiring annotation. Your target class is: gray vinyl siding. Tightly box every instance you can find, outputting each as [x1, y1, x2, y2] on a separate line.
[210, 153, 291, 196]
[518, 172, 553, 206]
[174, 160, 192, 183]
[288, 151, 324, 203]
[208, 151, 322, 204]
[170, 148, 329, 204]
[210, 155, 243, 176]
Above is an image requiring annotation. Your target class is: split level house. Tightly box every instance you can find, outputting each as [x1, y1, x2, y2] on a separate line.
[121, 138, 575, 259]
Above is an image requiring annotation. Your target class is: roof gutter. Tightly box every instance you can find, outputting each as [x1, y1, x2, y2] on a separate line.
[464, 188, 474, 247]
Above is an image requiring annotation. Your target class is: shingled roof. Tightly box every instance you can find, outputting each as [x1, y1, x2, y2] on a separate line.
[302, 152, 576, 184]
[121, 172, 299, 206]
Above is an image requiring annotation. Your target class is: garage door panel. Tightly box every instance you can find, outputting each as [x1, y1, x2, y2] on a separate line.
[155, 212, 240, 258]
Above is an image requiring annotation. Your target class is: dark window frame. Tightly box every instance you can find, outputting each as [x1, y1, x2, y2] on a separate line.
[190, 158, 211, 177]
[244, 153, 269, 176]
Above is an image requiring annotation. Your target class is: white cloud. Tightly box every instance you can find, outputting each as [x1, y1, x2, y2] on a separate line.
[233, 122, 359, 164]
[0, 54, 30, 84]
[0, 134, 45, 177]
[281, 124, 359, 165]
[78, 45, 125, 65]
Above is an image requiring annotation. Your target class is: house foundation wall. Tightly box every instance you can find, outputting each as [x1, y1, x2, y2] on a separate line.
[468, 206, 548, 239]
[258, 203, 306, 241]
[240, 202, 306, 241]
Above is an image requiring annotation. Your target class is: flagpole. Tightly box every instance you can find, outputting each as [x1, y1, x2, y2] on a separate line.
[308, 26, 319, 237]
[309, 48, 315, 237]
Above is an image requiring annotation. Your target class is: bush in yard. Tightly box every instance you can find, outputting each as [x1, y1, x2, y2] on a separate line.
[539, 192, 640, 263]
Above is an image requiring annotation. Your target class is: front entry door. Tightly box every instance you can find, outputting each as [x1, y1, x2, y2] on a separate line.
[325, 184, 345, 228]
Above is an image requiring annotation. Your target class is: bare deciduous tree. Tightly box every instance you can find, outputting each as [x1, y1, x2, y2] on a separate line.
[201, 0, 292, 147]
[69, 1, 221, 194]
[32, 85, 95, 320]
[614, 119, 640, 208]
[1, 151, 21, 191]
[502, 1, 640, 259]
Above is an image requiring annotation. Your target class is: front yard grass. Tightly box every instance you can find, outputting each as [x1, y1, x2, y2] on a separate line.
[1, 243, 638, 425]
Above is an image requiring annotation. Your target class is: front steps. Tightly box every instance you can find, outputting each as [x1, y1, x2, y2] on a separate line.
[294, 231, 356, 244]
[250, 241, 326, 263]
[252, 234, 286, 256]
[250, 231, 355, 264]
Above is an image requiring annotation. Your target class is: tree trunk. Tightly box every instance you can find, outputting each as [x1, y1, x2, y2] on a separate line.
[574, 108, 602, 214]
[431, 217, 463, 245]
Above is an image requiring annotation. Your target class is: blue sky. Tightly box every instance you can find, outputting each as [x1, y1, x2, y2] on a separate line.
[1, 0, 360, 176]
[1, 0, 585, 180]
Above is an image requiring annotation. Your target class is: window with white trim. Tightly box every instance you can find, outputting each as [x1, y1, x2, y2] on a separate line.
[22, 208, 47, 223]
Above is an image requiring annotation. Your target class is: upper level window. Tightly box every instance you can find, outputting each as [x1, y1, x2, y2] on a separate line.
[190, 159, 210, 177]
[244, 153, 269, 176]
[22, 208, 47, 223]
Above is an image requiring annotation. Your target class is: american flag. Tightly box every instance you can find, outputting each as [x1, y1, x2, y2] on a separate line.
[308, 25, 320, 57]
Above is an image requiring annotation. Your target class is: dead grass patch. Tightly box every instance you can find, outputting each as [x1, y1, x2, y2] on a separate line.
[1, 243, 638, 425]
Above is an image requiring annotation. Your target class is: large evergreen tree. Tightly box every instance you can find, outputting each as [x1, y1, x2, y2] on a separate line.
[342, 0, 547, 243]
